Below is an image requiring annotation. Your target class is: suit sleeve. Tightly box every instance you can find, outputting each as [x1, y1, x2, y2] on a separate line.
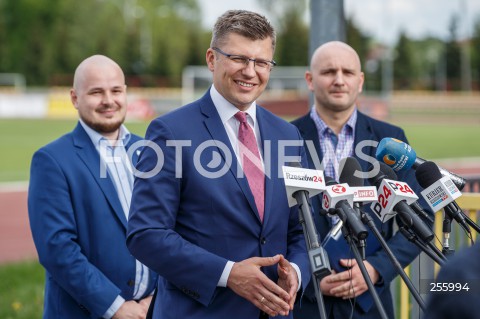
[126, 119, 228, 306]
[28, 149, 121, 318]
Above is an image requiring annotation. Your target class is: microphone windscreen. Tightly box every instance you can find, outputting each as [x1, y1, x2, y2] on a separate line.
[324, 175, 336, 186]
[375, 137, 417, 172]
[415, 161, 442, 188]
[339, 157, 364, 187]
[287, 161, 302, 168]
[379, 162, 398, 180]
[368, 162, 389, 187]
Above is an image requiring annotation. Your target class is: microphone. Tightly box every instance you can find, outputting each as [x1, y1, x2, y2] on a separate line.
[377, 157, 434, 224]
[369, 162, 434, 242]
[339, 157, 378, 203]
[340, 157, 430, 311]
[282, 164, 325, 207]
[415, 161, 471, 235]
[282, 163, 331, 279]
[338, 157, 376, 259]
[376, 137, 466, 190]
[322, 176, 369, 240]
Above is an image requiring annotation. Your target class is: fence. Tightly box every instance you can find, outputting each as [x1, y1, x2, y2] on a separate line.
[395, 188, 480, 318]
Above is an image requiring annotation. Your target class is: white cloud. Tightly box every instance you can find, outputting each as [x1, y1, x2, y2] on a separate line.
[344, 0, 480, 44]
[198, 0, 480, 45]
[199, 0, 269, 28]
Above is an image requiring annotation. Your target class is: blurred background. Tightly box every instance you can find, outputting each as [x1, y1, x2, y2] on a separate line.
[1, 0, 480, 318]
[2, 0, 480, 119]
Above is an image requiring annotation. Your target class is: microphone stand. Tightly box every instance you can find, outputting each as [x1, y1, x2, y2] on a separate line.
[461, 209, 480, 234]
[336, 208, 389, 319]
[359, 207, 427, 311]
[293, 191, 329, 319]
[442, 214, 455, 257]
[397, 222, 446, 266]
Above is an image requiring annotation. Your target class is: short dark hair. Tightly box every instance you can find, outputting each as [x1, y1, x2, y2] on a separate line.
[211, 10, 276, 52]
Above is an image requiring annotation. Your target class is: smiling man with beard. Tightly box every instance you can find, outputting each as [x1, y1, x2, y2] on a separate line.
[28, 55, 157, 319]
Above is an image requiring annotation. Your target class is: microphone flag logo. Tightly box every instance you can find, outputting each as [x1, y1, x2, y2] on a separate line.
[332, 185, 346, 194]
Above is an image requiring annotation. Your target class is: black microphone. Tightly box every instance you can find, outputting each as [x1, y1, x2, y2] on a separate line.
[283, 162, 332, 279]
[340, 157, 431, 311]
[415, 161, 471, 235]
[339, 157, 363, 187]
[322, 176, 369, 240]
[369, 162, 434, 243]
[339, 157, 368, 259]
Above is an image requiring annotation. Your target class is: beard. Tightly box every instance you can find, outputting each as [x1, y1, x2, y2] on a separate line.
[81, 114, 125, 135]
[88, 120, 123, 134]
[79, 104, 126, 135]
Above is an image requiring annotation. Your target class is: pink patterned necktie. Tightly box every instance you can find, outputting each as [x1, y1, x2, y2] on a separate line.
[234, 111, 265, 222]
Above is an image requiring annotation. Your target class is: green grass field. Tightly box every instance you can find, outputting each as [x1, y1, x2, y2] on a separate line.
[0, 261, 44, 319]
[0, 118, 479, 182]
[0, 119, 150, 182]
[397, 122, 480, 160]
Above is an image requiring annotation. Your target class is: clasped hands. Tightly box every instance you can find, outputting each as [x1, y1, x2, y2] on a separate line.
[227, 254, 298, 317]
[112, 295, 152, 319]
[320, 258, 380, 299]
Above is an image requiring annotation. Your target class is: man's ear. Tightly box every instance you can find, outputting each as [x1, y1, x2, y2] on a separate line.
[206, 48, 216, 72]
[70, 89, 79, 110]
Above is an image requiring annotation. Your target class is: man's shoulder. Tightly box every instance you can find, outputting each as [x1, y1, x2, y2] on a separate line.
[257, 106, 301, 134]
[357, 111, 403, 134]
[38, 131, 75, 153]
[438, 243, 480, 279]
[154, 98, 204, 124]
[128, 132, 143, 143]
[290, 113, 311, 128]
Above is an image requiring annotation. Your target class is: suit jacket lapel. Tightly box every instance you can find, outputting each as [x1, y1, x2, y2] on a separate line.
[353, 112, 377, 172]
[72, 123, 128, 228]
[294, 115, 330, 236]
[126, 136, 142, 167]
[256, 108, 274, 225]
[199, 94, 261, 222]
[296, 115, 324, 171]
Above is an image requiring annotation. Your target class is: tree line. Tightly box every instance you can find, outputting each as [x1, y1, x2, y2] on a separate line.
[1, 0, 479, 91]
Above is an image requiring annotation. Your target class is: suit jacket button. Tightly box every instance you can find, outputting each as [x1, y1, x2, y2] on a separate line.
[261, 237, 267, 245]
[127, 279, 135, 287]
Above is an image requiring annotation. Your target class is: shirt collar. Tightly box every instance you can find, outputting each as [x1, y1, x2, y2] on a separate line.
[210, 85, 258, 126]
[79, 119, 131, 148]
[310, 106, 357, 135]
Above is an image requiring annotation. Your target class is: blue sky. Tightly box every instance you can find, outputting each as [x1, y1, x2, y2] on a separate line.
[199, 0, 480, 45]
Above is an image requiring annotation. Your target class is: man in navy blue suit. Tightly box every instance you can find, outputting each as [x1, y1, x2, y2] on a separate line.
[292, 41, 432, 318]
[28, 55, 157, 319]
[127, 10, 310, 319]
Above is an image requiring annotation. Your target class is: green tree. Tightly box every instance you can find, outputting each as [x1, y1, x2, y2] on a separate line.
[470, 17, 480, 90]
[257, 0, 308, 66]
[275, 8, 309, 66]
[346, 17, 370, 68]
[345, 16, 377, 90]
[445, 14, 461, 90]
[393, 31, 415, 89]
[1, 0, 71, 85]
[0, 0, 204, 87]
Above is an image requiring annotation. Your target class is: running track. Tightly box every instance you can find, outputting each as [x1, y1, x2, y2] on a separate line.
[0, 183, 37, 264]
